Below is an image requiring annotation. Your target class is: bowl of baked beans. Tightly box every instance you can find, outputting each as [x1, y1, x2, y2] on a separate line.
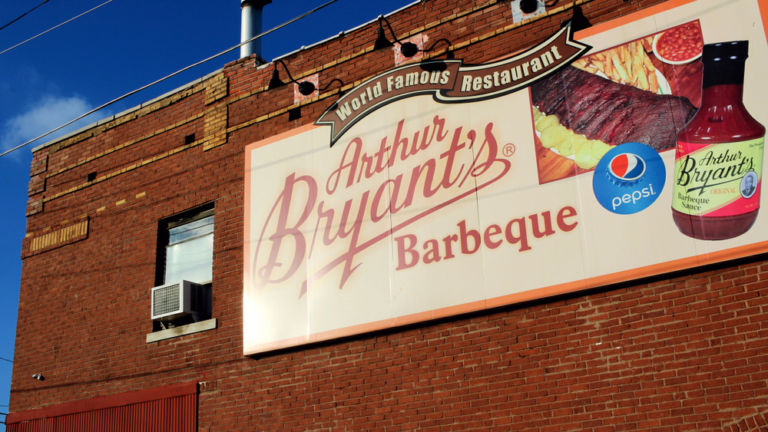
[652, 21, 703, 65]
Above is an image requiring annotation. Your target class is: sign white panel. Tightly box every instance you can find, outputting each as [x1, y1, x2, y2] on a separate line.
[244, 0, 768, 355]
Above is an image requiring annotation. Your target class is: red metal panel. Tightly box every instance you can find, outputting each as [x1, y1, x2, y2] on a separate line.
[6, 382, 197, 432]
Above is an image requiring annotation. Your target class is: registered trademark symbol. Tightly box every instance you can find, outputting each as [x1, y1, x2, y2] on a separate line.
[503, 143, 516, 157]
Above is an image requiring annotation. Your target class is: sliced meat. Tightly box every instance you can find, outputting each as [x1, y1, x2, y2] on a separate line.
[531, 66, 696, 151]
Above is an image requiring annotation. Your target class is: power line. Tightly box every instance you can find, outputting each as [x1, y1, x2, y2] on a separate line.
[0, 0, 113, 57]
[0, 357, 12, 364]
[0, 0, 338, 159]
[0, 0, 50, 32]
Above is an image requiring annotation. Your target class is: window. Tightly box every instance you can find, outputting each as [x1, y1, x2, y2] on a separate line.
[157, 205, 214, 286]
[153, 204, 214, 333]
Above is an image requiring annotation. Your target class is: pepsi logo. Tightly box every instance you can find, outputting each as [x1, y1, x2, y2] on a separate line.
[593, 142, 665, 215]
[608, 152, 646, 181]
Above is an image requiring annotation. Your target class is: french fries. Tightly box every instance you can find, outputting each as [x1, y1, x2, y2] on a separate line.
[572, 37, 661, 94]
[534, 37, 666, 169]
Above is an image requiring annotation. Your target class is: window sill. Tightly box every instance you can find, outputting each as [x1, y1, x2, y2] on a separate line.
[146, 318, 217, 343]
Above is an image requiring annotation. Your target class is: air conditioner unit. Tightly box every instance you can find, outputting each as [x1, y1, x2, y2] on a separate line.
[151, 280, 204, 321]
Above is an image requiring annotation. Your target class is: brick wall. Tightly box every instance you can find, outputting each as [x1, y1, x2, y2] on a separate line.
[11, 0, 768, 430]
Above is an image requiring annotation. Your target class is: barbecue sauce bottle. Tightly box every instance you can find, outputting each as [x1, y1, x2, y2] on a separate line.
[672, 41, 765, 240]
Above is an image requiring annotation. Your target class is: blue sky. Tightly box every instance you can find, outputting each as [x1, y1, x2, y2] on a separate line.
[0, 0, 415, 425]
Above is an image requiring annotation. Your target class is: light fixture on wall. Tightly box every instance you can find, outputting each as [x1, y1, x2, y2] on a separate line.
[520, 0, 563, 14]
[418, 39, 456, 73]
[425, 38, 455, 59]
[373, 16, 419, 58]
[520, 0, 539, 13]
[324, 78, 348, 112]
[320, 78, 345, 95]
[563, 5, 592, 31]
[267, 59, 316, 96]
[32, 373, 44, 381]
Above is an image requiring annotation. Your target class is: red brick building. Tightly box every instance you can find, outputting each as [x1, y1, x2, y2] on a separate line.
[8, 0, 768, 430]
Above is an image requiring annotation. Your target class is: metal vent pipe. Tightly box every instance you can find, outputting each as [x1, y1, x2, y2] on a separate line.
[240, 0, 271, 61]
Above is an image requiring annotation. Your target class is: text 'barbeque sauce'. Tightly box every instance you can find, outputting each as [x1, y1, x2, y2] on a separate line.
[672, 41, 765, 240]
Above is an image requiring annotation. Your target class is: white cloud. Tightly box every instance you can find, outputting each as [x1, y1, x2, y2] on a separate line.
[1, 95, 110, 156]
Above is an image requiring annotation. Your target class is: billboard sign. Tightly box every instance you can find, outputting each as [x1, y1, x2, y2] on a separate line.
[244, 0, 768, 355]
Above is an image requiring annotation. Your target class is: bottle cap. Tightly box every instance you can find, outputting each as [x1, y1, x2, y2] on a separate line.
[702, 41, 748, 87]
[703, 41, 748, 62]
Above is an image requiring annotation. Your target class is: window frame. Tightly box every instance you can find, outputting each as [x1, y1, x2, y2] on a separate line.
[155, 203, 214, 287]
[153, 203, 215, 332]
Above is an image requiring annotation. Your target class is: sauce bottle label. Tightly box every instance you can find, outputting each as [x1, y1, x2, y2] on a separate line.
[672, 138, 763, 217]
